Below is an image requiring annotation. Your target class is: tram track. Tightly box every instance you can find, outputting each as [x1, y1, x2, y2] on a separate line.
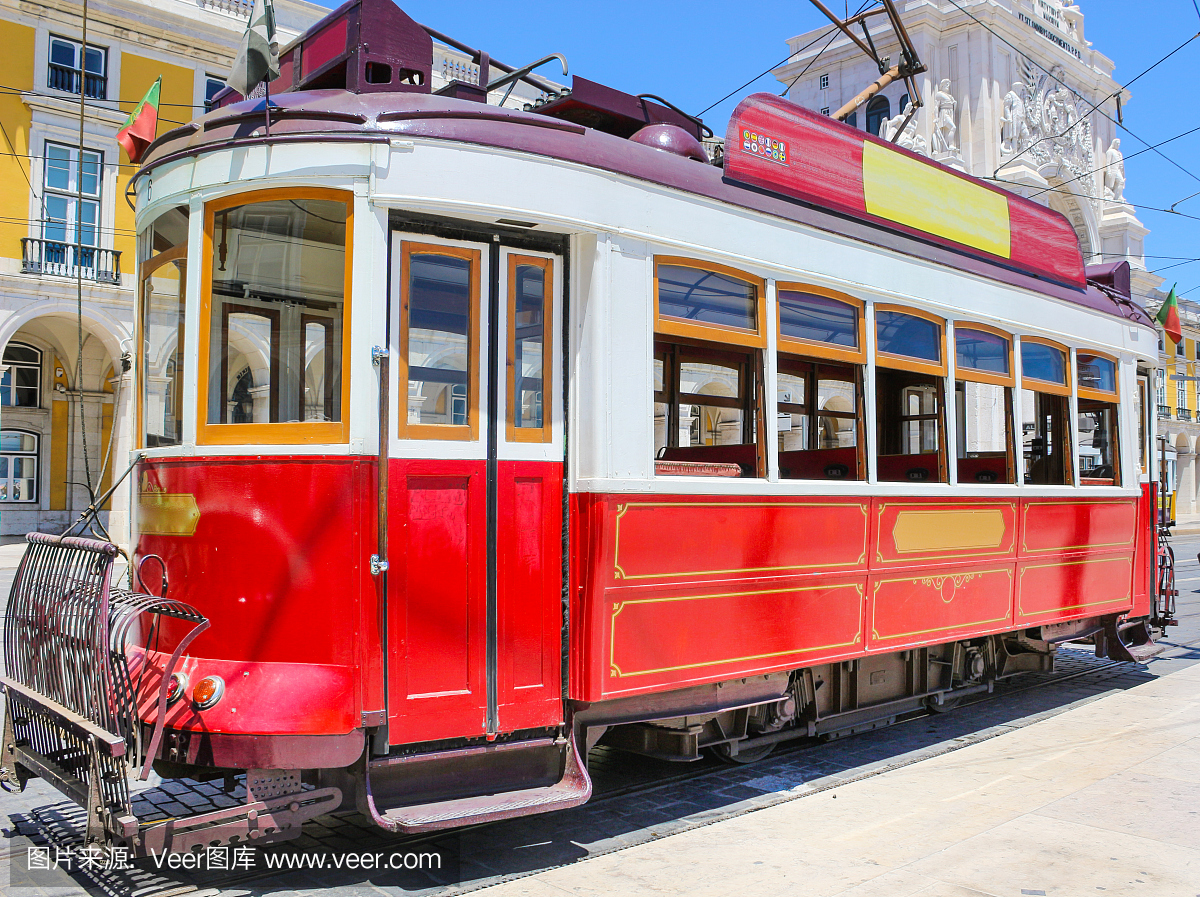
[17, 640, 1196, 897]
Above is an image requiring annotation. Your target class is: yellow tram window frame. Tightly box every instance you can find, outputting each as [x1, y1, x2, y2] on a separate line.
[873, 304, 947, 377]
[653, 256, 767, 349]
[136, 244, 187, 450]
[506, 253, 553, 444]
[399, 241, 482, 442]
[776, 283, 867, 365]
[1076, 349, 1120, 403]
[1019, 336, 1072, 397]
[953, 321, 1015, 388]
[196, 187, 354, 446]
[953, 322, 1017, 485]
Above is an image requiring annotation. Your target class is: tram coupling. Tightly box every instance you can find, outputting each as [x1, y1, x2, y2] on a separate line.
[0, 533, 341, 854]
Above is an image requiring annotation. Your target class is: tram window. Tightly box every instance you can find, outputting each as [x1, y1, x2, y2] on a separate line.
[508, 254, 552, 442]
[777, 356, 863, 480]
[1021, 341, 1066, 387]
[140, 205, 189, 261]
[657, 262, 757, 333]
[1077, 352, 1120, 486]
[141, 253, 186, 447]
[778, 289, 858, 350]
[877, 370, 945, 482]
[1021, 390, 1073, 485]
[876, 310, 941, 365]
[401, 244, 479, 438]
[1077, 400, 1119, 485]
[955, 382, 1014, 483]
[875, 308, 946, 483]
[654, 341, 762, 477]
[204, 194, 348, 436]
[954, 326, 1015, 484]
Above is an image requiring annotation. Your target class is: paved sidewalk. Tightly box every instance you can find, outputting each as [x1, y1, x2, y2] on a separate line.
[479, 662, 1200, 897]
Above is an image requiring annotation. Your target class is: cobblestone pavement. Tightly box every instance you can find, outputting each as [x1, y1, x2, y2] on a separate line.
[2, 537, 1198, 897]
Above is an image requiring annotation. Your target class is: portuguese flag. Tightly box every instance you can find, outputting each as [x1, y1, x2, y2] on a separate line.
[117, 77, 161, 165]
[1158, 284, 1182, 346]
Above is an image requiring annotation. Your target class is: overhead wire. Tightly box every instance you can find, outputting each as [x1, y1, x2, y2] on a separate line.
[695, 0, 874, 118]
[696, 26, 840, 117]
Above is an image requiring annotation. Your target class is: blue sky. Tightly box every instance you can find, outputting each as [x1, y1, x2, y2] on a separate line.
[321, 1, 1200, 299]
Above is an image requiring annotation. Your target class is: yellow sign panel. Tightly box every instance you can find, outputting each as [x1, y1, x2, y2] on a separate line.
[139, 492, 200, 536]
[892, 508, 1007, 554]
[862, 142, 1011, 259]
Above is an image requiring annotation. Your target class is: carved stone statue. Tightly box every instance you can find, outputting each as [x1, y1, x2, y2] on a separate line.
[880, 111, 926, 157]
[1000, 82, 1029, 155]
[932, 79, 958, 157]
[1103, 138, 1126, 202]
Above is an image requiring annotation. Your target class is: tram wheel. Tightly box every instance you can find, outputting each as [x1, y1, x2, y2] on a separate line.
[711, 741, 776, 764]
[927, 693, 963, 713]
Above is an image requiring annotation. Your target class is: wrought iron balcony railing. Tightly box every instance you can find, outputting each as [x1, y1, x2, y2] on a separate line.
[21, 238, 121, 285]
[47, 62, 107, 100]
[1158, 404, 1172, 419]
[1178, 407, 1193, 422]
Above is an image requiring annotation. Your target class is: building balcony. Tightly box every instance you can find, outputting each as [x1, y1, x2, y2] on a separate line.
[1178, 407, 1193, 422]
[47, 62, 107, 100]
[21, 238, 121, 285]
[1159, 404, 1173, 419]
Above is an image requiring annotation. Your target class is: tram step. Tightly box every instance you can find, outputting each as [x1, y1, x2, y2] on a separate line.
[363, 732, 591, 833]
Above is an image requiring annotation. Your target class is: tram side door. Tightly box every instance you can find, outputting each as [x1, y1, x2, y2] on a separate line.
[385, 233, 564, 745]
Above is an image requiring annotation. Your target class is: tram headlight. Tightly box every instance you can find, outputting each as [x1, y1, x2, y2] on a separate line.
[166, 672, 188, 705]
[192, 675, 225, 710]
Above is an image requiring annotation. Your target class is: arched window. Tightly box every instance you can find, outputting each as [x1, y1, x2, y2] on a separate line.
[0, 430, 38, 502]
[866, 95, 891, 138]
[1, 342, 42, 408]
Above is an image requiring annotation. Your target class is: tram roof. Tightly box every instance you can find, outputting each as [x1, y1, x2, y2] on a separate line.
[140, 87, 1152, 330]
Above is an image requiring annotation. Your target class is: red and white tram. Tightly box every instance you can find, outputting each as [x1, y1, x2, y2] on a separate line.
[1, 0, 1172, 853]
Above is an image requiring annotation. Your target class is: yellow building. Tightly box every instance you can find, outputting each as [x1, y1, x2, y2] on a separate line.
[1151, 290, 1200, 517]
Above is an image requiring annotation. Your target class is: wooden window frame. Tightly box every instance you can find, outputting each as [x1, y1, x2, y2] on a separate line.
[655, 338, 765, 476]
[399, 241, 481, 441]
[876, 367, 949, 483]
[1076, 349, 1120, 403]
[1022, 389, 1075, 486]
[654, 256, 766, 349]
[136, 244, 186, 449]
[1019, 336, 1071, 397]
[776, 283, 867, 364]
[874, 304, 947, 377]
[953, 321, 1015, 388]
[506, 253, 553, 444]
[1077, 396, 1121, 487]
[197, 187, 353, 446]
[777, 354, 867, 480]
[300, 312, 337, 423]
[220, 302, 282, 422]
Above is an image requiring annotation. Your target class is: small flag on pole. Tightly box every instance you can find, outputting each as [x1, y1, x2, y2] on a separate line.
[227, 0, 279, 99]
[1157, 284, 1182, 346]
[116, 77, 161, 165]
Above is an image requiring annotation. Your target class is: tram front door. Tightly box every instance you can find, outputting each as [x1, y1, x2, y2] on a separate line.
[384, 230, 564, 746]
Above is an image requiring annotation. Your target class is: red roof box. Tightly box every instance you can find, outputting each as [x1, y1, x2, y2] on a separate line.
[724, 94, 1085, 289]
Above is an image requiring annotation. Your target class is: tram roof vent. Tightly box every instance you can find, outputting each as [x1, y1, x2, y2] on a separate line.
[211, 0, 433, 109]
[1085, 261, 1132, 301]
[528, 77, 707, 143]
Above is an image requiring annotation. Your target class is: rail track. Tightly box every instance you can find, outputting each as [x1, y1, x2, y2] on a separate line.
[13, 636, 1198, 897]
